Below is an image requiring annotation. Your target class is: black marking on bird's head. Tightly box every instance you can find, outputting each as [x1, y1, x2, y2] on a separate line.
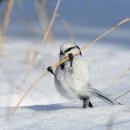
[60, 42, 82, 56]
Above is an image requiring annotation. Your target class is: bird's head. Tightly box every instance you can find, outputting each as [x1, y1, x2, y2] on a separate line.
[59, 41, 82, 60]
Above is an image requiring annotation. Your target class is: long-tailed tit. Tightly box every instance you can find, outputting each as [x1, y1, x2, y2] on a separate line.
[47, 42, 120, 108]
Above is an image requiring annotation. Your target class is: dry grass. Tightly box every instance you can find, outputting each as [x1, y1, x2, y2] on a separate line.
[115, 90, 130, 100]
[0, 0, 14, 55]
[21, 0, 61, 86]
[11, 18, 130, 115]
[114, 67, 130, 100]
[101, 66, 130, 101]
[34, 0, 54, 39]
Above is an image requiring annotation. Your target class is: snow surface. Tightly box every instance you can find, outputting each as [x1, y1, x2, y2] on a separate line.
[0, 33, 130, 129]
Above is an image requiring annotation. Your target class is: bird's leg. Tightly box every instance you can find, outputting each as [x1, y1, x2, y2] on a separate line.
[83, 97, 89, 108]
[88, 101, 93, 108]
[83, 97, 93, 108]
[47, 66, 56, 77]
[68, 53, 73, 68]
[79, 96, 93, 108]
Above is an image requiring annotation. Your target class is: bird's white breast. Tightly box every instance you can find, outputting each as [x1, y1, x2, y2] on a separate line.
[55, 56, 90, 99]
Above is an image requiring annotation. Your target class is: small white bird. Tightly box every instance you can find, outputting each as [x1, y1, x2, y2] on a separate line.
[47, 42, 120, 108]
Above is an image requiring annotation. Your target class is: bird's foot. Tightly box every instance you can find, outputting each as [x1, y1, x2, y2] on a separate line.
[47, 66, 56, 77]
[83, 101, 93, 108]
[79, 96, 93, 108]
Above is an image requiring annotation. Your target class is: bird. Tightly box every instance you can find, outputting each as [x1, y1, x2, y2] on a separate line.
[47, 41, 120, 108]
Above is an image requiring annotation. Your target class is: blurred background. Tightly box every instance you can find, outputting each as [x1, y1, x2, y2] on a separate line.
[0, 0, 130, 44]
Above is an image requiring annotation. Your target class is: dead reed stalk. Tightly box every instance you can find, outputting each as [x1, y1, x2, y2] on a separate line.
[0, 0, 14, 55]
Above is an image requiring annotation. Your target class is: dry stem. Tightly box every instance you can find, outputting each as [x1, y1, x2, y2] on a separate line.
[115, 91, 130, 100]
[0, 0, 14, 55]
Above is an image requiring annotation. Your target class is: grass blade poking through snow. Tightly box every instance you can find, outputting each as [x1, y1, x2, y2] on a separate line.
[115, 90, 130, 100]
[11, 18, 130, 115]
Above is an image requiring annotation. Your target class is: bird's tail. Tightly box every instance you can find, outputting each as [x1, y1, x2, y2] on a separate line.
[89, 88, 120, 105]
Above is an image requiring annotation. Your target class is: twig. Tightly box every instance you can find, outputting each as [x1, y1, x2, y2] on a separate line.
[11, 18, 130, 115]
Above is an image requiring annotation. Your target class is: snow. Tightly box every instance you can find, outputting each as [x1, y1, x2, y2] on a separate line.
[1, 104, 130, 130]
[0, 31, 130, 130]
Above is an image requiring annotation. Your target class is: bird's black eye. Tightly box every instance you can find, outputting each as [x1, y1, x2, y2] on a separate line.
[60, 51, 64, 55]
[64, 46, 80, 53]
